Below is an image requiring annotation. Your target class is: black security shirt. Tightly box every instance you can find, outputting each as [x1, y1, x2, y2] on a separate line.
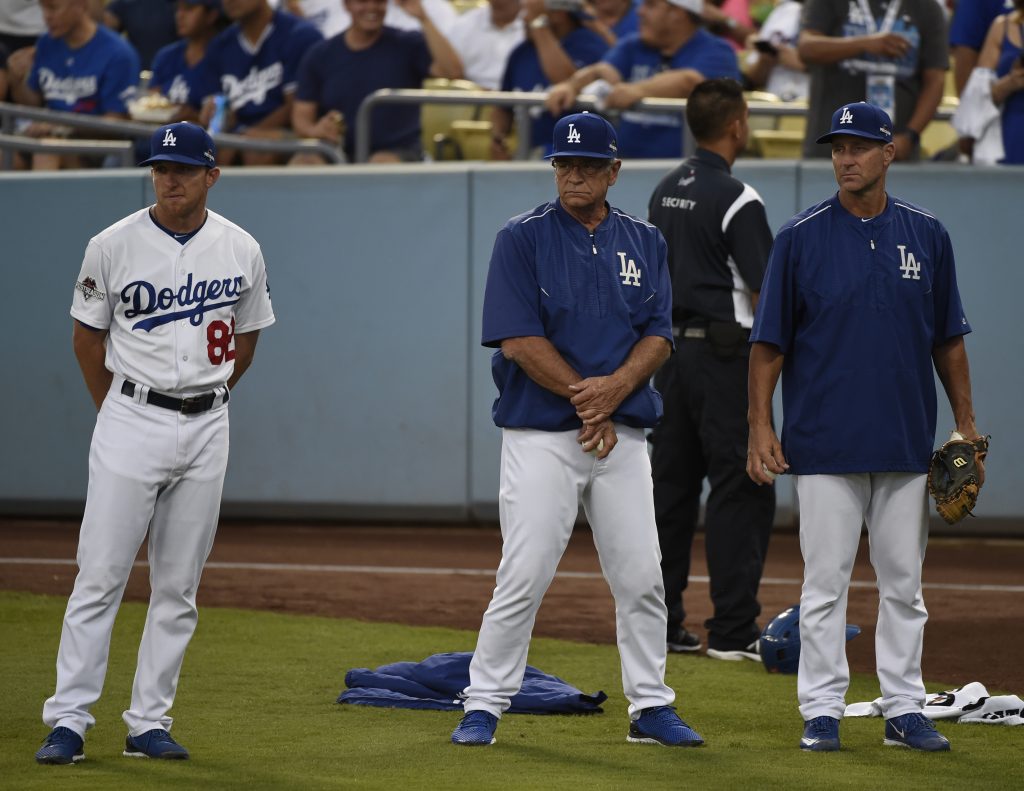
[647, 149, 773, 327]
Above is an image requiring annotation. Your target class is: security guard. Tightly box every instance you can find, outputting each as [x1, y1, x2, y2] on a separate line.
[647, 78, 775, 660]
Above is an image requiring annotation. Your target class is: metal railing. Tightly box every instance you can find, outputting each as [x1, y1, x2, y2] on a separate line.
[2, 96, 959, 169]
[0, 133, 136, 166]
[355, 88, 957, 163]
[0, 102, 346, 169]
[356, 89, 686, 163]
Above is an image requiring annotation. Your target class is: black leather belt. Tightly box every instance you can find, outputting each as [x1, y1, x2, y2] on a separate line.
[672, 321, 749, 341]
[673, 326, 707, 339]
[121, 380, 227, 414]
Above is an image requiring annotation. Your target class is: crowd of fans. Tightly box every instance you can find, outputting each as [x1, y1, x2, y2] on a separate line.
[0, 0, 1020, 168]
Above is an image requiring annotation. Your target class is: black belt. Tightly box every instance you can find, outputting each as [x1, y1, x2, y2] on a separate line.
[672, 321, 749, 341]
[121, 380, 227, 414]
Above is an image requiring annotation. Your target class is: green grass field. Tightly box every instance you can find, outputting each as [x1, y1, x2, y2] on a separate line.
[0, 590, 1016, 790]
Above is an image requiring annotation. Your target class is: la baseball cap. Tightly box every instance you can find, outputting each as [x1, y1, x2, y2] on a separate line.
[139, 122, 217, 168]
[816, 102, 894, 144]
[545, 112, 619, 160]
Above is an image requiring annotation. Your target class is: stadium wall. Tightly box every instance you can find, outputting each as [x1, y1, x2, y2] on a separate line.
[1, 162, 1018, 529]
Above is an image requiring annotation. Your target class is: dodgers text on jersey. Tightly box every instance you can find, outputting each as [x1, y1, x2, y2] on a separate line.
[122, 274, 243, 332]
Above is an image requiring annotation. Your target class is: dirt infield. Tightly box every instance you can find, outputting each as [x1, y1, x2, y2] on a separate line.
[2, 518, 1023, 693]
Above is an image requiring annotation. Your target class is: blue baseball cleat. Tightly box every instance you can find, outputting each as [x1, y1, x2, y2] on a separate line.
[800, 716, 840, 751]
[627, 706, 704, 746]
[123, 728, 190, 759]
[884, 713, 950, 752]
[35, 727, 85, 765]
[451, 711, 499, 746]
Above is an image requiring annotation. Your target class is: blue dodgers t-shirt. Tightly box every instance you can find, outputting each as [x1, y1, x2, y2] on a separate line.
[482, 200, 674, 431]
[295, 27, 432, 160]
[192, 9, 322, 128]
[604, 31, 739, 158]
[750, 194, 971, 474]
[28, 26, 140, 114]
[150, 40, 205, 106]
[501, 28, 608, 151]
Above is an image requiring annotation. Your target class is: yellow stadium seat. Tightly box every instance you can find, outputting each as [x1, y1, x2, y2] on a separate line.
[751, 129, 804, 159]
[420, 78, 487, 160]
[744, 93, 807, 157]
[921, 97, 961, 159]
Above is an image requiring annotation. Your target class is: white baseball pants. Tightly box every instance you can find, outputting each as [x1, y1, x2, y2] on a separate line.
[464, 426, 675, 719]
[43, 378, 229, 738]
[795, 473, 929, 721]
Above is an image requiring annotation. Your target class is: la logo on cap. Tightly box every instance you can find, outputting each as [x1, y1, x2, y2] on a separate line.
[839, 107, 854, 125]
[567, 123, 581, 144]
[162, 129, 177, 147]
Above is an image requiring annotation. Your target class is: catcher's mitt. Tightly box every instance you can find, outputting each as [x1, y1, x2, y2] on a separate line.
[927, 434, 990, 524]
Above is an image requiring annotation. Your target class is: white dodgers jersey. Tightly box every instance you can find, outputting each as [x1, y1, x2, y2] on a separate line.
[71, 208, 276, 394]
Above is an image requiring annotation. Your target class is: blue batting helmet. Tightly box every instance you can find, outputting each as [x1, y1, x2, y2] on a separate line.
[759, 605, 861, 674]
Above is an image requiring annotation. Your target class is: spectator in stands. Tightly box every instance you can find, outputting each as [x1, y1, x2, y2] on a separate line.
[949, 0, 1013, 160]
[950, 0, 1012, 95]
[148, 0, 227, 121]
[585, 0, 640, 46]
[545, 0, 741, 158]
[285, 0, 458, 38]
[797, 0, 949, 161]
[966, 0, 1024, 163]
[491, 0, 608, 158]
[447, 0, 524, 90]
[703, 0, 759, 49]
[0, 0, 46, 54]
[104, 0, 178, 70]
[6, 0, 139, 170]
[743, 0, 807, 100]
[193, 0, 322, 164]
[291, 0, 462, 163]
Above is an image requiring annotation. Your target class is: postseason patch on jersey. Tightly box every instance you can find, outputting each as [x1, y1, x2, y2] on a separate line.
[76, 276, 105, 302]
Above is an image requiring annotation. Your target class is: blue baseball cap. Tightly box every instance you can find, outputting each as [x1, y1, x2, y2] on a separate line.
[816, 102, 894, 144]
[545, 112, 619, 160]
[139, 122, 217, 168]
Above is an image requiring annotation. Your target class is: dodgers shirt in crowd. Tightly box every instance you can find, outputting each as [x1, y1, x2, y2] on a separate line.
[28, 25, 139, 114]
[603, 31, 740, 158]
[192, 9, 322, 128]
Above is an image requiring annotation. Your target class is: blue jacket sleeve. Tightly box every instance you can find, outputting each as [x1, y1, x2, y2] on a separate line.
[750, 225, 796, 352]
[481, 226, 546, 347]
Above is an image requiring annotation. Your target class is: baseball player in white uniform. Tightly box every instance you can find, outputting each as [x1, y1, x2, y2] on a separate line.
[35, 122, 275, 765]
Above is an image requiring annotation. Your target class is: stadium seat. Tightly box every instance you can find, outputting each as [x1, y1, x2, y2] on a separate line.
[750, 129, 804, 159]
[744, 92, 807, 158]
[420, 77, 487, 160]
[921, 95, 960, 160]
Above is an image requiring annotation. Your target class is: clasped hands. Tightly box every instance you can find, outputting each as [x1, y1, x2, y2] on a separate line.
[570, 374, 629, 460]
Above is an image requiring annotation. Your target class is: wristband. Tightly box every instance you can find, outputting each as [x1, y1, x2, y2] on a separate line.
[901, 128, 921, 146]
[529, 14, 550, 29]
